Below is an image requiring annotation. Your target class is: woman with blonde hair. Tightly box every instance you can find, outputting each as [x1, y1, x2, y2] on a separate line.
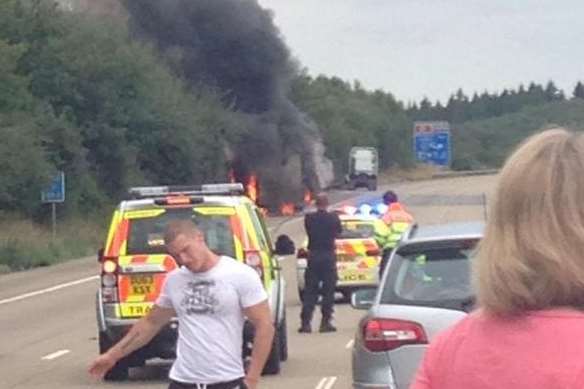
[412, 128, 584, 389]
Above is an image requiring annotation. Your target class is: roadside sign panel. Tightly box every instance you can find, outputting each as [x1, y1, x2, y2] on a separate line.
[41, 171, 65, 203]
[413, 121, 451, 167]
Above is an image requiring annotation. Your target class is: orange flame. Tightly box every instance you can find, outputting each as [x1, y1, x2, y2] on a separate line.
[304, 189, 313, 205]
[280, 202, 295, 216]
[247, 174, 258, 203]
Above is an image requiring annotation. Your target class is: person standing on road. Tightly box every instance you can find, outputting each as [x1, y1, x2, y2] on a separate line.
[379, 190, 414, 278]
[299, 193, 342, 334]
[412, 128, 584, 389]
[89, 220, 274, 389]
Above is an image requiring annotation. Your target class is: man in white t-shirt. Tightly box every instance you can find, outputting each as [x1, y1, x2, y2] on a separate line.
[89, 220, 274, 389]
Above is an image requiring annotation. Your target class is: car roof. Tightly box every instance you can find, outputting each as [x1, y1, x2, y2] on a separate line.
[119, 195, 251, 212]
[403, 221, 484, 245]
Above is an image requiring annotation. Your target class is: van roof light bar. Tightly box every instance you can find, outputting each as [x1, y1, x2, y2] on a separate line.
[128, 183, 245, 199]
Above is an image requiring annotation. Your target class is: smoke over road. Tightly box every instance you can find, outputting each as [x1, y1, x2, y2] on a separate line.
[122, 0, 331, 208]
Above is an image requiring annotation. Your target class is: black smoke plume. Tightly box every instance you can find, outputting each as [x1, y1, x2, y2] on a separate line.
[122, 0, 323, 208]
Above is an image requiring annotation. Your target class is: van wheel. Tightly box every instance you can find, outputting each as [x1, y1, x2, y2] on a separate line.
[99, 331, 129, 381]
[262, 328, 281, 375]
[279, 312, 288, 361]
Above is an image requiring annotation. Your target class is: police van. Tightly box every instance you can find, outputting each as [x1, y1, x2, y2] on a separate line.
[95, 183, 294, 380]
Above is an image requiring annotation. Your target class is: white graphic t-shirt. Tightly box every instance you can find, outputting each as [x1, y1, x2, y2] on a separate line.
[156, 256, 268, 384]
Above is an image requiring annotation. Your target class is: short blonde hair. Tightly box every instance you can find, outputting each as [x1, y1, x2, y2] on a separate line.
[164, 219, 202, 245]
[476, 128, 584, 315]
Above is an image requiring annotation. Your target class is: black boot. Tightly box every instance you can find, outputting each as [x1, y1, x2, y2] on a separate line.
[319, 320, 337, 333]
[298, 323, 312, 333]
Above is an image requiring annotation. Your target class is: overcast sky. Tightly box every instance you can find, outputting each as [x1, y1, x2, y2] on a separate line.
[257, 0, 584, 104]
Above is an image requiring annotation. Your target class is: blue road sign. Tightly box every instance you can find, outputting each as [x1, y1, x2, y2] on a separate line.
[413, 122, 451, 167]
[41, 171, 65, 203]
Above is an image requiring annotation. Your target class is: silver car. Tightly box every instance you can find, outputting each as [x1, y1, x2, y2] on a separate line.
[351, 222, 483, 389]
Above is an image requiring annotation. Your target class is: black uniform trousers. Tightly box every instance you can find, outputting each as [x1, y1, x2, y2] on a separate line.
[300, 250, 338, 325]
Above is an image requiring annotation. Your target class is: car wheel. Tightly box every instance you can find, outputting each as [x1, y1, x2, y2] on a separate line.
[279, 311, 288, 362]
[99, 331, 130, 381]
[262, 328, 281, 375]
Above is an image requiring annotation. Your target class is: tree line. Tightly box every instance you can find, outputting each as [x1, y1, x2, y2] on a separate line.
[408, 81, 580, 124]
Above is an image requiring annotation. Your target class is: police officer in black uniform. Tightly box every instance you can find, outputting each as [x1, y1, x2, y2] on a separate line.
[299, 193, 342, 333]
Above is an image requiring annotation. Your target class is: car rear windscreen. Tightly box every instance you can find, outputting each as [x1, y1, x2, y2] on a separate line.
[380, 240, 478, 311]
[339, 220, 375, 239]
[126, 207, 236, 258]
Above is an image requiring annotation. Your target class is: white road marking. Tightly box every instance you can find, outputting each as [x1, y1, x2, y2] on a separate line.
[324, 376, 338, 389]
[41, 349, 70, 360]
[316, 377, 338, 389]
[345, 339, 354, 349]
[0, 275, 99, 306]
[315, 377, 328, 389]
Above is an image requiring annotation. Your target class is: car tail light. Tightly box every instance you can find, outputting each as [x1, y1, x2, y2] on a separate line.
[362, 318, 427, 352]
[245, 250, 264, 279]
[101, 256, 119, 303]
[297, 248, 308, 259]
[366, 248, 381, 256]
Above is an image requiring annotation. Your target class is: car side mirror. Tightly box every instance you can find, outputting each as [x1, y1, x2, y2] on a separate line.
[351, 288, 377, 310]
[274, 234, 295, 255]
[97, 248, 104, 263]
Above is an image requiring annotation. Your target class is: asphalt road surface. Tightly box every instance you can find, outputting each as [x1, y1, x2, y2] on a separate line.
[0, 174, 497, 389]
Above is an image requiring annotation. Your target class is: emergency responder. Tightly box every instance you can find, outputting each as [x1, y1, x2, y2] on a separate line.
[89, 220, 273, 389]
[299, 193, 342, 333]
[372, 219, 393, 279]
[379, 190, 414, 278]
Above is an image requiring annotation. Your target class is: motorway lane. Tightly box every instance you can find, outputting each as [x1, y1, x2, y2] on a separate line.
[0, 175, 497, 389]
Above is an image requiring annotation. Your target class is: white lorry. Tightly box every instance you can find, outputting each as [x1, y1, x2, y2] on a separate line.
[346, 147, 379, 191]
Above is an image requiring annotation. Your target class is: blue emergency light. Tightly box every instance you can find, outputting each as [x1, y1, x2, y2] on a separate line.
[339, 203, 387, 217]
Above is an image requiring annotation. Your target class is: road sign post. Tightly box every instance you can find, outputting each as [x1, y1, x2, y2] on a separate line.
[413, 121, 451, 167]
[41, 172, 65, 240]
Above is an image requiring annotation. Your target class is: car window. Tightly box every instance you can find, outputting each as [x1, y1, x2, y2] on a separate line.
[339, 221, 375, 239]
[126, 207, 236, 258]
[380, 241, 478, 311]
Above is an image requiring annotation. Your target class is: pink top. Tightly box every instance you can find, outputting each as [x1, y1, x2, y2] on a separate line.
[412, 309, 584, 389]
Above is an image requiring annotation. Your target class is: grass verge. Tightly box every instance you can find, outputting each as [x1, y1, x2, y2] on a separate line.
[0, 216, 105, 272]
[378, 165, 443, 185]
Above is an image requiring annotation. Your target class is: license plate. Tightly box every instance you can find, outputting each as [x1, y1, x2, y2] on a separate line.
[130, 275, 154, 295]
[340, 270, 373, 282]
[121, 303, 152, 317]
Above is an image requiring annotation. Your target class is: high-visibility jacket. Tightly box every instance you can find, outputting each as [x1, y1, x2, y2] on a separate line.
[381, 202, 414, 248]
[372, 220, 394, 251]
